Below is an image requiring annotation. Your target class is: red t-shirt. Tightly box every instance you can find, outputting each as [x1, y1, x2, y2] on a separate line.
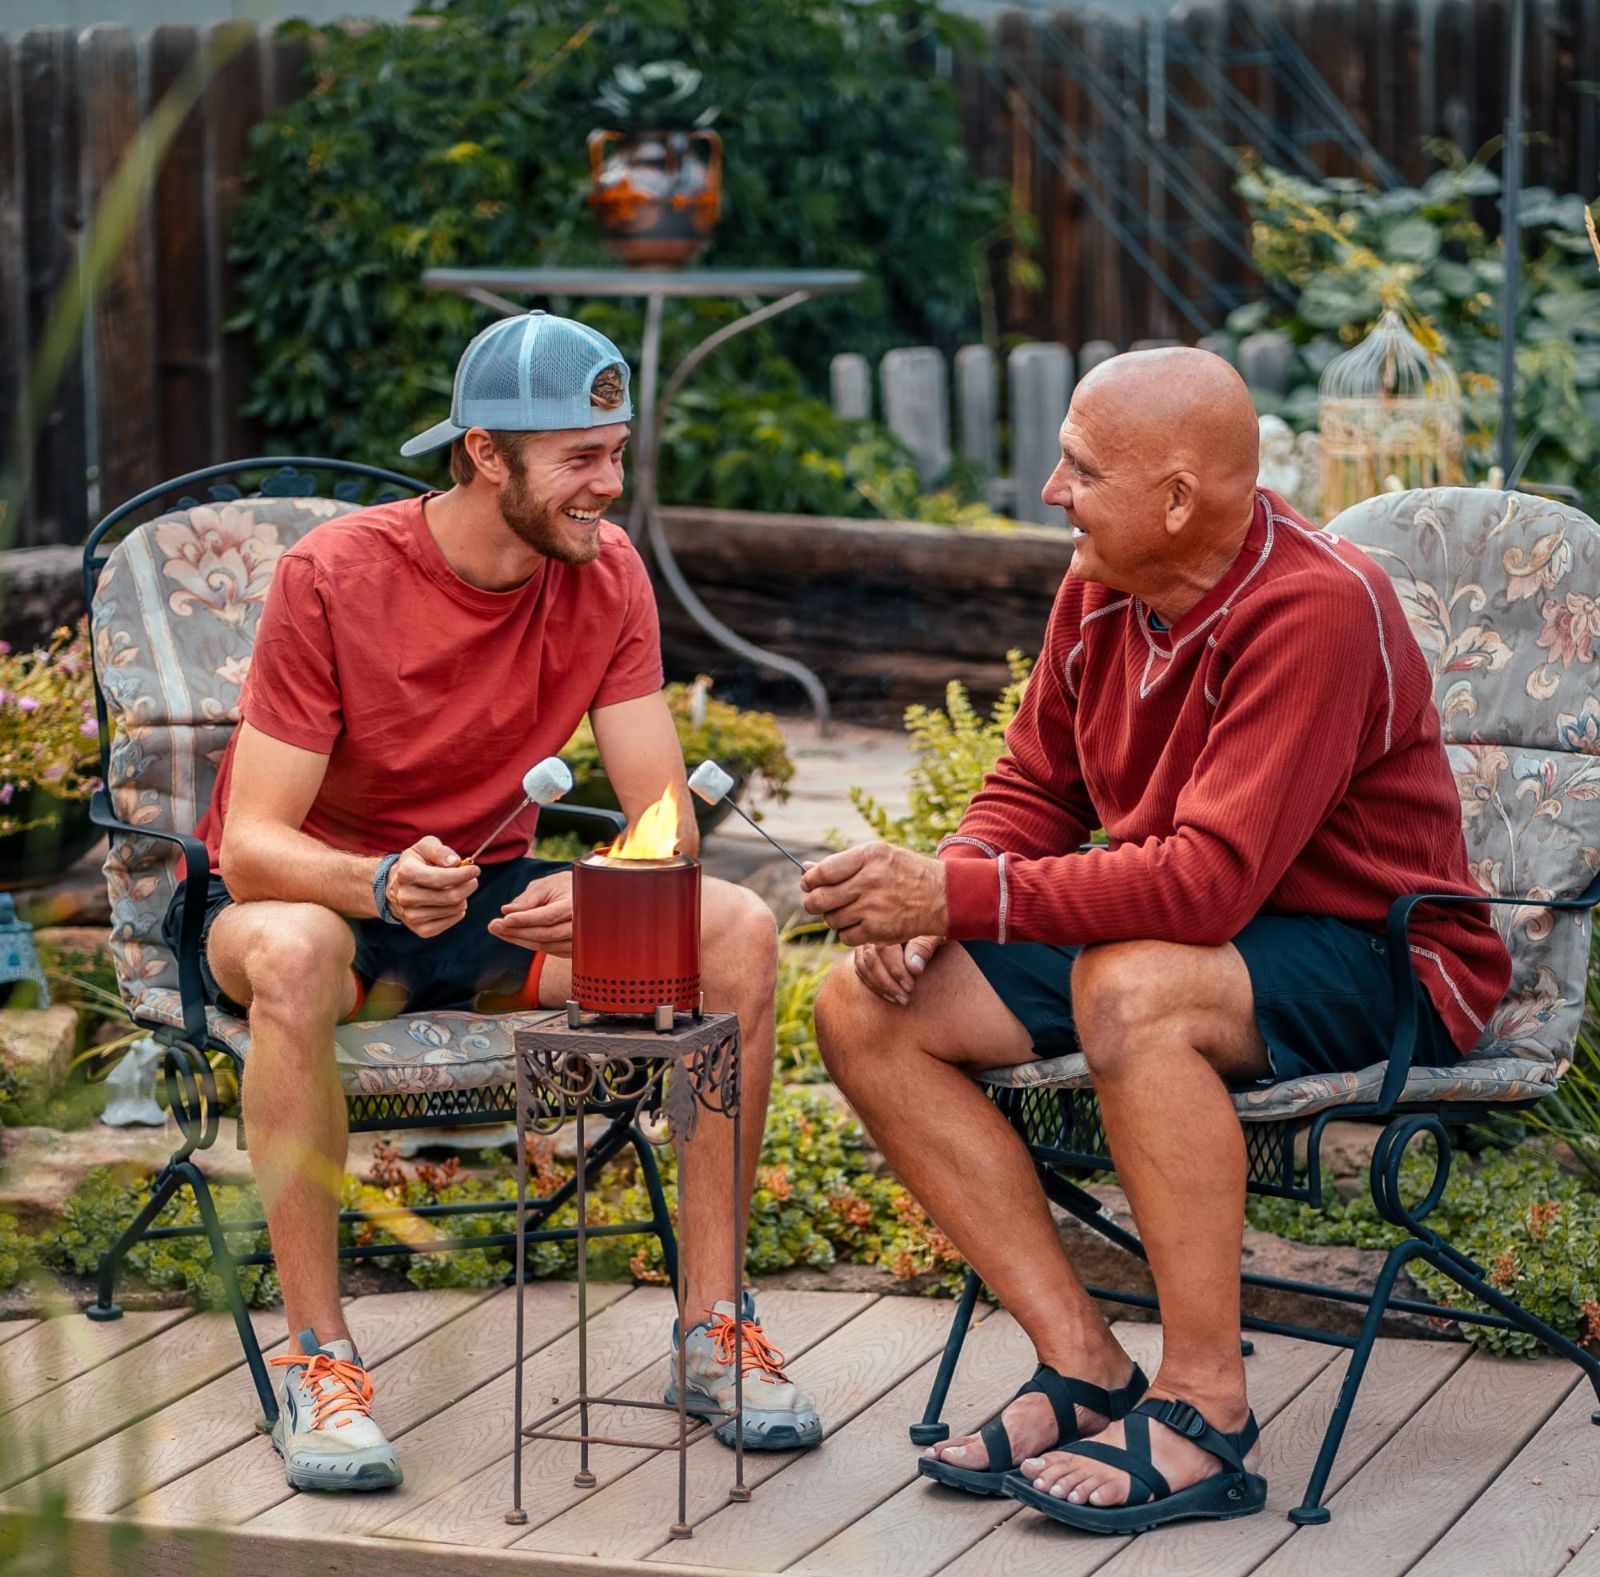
[197, 495, 663, 868]
[939, 490, 1511, 1053]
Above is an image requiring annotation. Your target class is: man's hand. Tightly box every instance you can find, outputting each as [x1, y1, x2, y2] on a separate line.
[386, 837, 479, 938]
[853, 936, 946, 1006]
[799, 842, 949, 946]
[488, 869, 574, 956]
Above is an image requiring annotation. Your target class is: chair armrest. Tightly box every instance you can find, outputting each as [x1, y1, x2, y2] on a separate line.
[90, 787, 210, 1045]
[537, 802, 627, 839]
[1375, 873, 1600, 1114]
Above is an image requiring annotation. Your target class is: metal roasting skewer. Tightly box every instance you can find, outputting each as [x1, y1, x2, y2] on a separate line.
[465, 757, 574, 865]
[687, 761, 807, 872]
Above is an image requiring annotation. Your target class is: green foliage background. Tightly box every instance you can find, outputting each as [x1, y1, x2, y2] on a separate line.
[1230, 157, 1600, 508]
[230, 0, 1008, 505]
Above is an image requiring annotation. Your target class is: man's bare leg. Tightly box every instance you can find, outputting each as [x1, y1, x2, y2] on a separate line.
[814, 946, 1134, 1469]
[1019, 939, 1268, 1507]
[539, 877, 776, 1317]
[207, 902, 358, 1353]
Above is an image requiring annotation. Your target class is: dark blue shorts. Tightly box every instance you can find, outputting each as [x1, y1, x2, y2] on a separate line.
[961, 913, 1461, 1087]
[163, 856, 568, 1020]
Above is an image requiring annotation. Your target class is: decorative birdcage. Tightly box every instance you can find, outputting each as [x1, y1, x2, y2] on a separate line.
[1317, 309, 1463, 520]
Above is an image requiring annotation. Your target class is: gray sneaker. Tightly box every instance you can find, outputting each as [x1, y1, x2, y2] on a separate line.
[268, 1328, 403, 1491]
[665, 1294, 823, 1450]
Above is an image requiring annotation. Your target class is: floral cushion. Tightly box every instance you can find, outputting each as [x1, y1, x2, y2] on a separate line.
[978, 1048, 1563, 1120]
[1330, 488, 1600, 1069]
[96, 498, 360, 1033]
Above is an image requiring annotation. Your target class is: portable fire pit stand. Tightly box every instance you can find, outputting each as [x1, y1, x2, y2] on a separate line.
[506, 1008, 746, 1539]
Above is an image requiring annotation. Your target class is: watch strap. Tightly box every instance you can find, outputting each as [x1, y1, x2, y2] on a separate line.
[373, 852, 404, 925]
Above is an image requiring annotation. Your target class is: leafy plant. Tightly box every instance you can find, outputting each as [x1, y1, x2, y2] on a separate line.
[849, 651, 1032, 853]
[561, 678, 793, 811]
[774, 939, 842, 1084]
[0, 621, 100, 836]
[230, 0, 1007, 472]
[1229, 155, 1600, 508]
[1248, 1140, 1600, 1357]
[595, 59, 717, 132]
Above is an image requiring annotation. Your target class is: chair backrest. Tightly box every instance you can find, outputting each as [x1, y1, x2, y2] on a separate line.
[1330, 487, 1600, 1066]
[93, 495, 364, 1030]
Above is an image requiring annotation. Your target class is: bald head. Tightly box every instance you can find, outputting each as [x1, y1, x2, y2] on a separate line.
[1077, 347, 1259, 504]
[1042, 347, 1263, 615]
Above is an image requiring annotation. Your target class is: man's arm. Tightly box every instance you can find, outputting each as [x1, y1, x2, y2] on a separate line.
[218, 723, 477, 937]
[590, 691, 697, 856]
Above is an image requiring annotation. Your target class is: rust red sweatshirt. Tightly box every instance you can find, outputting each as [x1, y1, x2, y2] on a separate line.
[939, 489, 1510, 1052]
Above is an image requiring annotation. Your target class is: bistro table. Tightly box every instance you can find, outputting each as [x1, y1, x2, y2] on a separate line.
[422, 268, 867, 733]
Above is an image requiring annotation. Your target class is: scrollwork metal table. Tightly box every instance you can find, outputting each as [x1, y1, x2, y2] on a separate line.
[422, 267, 866, 733]
[506, 1007, 746, 1539]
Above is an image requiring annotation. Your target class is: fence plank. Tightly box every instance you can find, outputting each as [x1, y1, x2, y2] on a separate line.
[953, 343, 997, 483]
[148, 25, 216, 481]
[207, 21, 264, 461]
[829, 353, 871, 422]
[1047, 8, 1089, 346]
[0, 35, 26, 547]
[1378, 0, 1425, 185]
[265, 23, 312, 115]
[997, 11, 1037, 337]
[1432, 0, 1476, 151]
[881, 347, 950, 486]
[1008, 342, 1072, 525]
[81, 24, 158, 519]
[19, 27, 86, 548]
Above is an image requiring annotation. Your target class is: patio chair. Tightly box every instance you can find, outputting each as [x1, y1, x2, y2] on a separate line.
[910, 486, 1600, 1525]
[80, 458, 677, 1426]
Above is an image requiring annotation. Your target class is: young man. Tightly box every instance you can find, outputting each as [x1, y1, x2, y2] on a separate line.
[800, 348, 1508, 1532]
[177, 312, 821, 1492]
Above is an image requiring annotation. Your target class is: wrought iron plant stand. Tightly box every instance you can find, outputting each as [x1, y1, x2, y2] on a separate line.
[507, 1006, 747, 1538]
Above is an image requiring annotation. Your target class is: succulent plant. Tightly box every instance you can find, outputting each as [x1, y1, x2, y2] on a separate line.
[594, 59, 718, 132]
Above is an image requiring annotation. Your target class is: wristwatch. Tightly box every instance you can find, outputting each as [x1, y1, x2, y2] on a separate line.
[373, 852, 404, 925]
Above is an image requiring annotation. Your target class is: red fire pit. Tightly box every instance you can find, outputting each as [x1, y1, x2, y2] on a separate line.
[570, 852, 702, 1020]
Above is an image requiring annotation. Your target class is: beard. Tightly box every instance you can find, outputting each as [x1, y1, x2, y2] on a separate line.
[498, 461, 603, 565]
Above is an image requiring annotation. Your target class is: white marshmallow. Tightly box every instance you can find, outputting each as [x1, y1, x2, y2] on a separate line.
[688, 759, 736, 805]
[523, 757, 574, 805]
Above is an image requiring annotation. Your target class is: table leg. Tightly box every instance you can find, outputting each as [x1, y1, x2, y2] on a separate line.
[670, 1111, 692, 1540]
[641, 290, 833, 733]
[505, 1099, 530, 1525]
[730, 1027, 749, 1501]
[574, 1102, 595, 1489]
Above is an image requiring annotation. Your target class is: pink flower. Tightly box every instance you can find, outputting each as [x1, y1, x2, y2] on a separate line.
[16, 696, 39, 713]
[79, 717, 99, 738]
[0, 784, 14, 805]
[1537, 593, 1600, 669]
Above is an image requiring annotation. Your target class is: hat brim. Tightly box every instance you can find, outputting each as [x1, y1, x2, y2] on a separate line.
[399, 418, 466, 458]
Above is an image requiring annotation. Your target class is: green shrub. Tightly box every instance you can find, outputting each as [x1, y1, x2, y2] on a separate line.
[0, 1214, 34, 1293]
[231, 0, 1006, 478]
[1248, 1141, 1600, 1357]
[774, 941, 840, 1084]
[849, 651, 1031, 853]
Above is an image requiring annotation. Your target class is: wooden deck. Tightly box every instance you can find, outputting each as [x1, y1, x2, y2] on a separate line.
[0, 1284, 1596, 1576]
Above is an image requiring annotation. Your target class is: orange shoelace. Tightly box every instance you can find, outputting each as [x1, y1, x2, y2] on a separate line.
[706, 1311, 791, 1380]
[268, 1350, 376, 1429]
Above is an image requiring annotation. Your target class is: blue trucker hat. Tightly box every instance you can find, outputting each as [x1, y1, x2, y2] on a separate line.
[400, 310, 634, 457]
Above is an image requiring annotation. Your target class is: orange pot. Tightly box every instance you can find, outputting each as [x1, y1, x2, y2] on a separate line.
[587, 128, 723, 268]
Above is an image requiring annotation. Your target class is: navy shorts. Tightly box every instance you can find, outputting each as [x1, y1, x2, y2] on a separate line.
[163, 856, 568, 1020]
[961, 913, 1461, 1086]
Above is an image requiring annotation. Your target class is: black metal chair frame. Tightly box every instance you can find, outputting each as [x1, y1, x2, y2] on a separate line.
[80, 459, 678, 1427]
[911, 877, 1600, 1525]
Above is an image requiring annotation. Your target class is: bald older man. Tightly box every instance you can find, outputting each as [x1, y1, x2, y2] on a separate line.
[801, 349, 1509, 1533]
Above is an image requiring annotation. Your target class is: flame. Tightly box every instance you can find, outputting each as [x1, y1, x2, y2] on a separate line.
[608, 784, 683, 860]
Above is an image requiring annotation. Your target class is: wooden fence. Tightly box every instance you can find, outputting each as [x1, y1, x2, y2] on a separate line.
[831, 331, 1299, 522]
[1, 0, 1595, 548]
[0, 21, 309, 548]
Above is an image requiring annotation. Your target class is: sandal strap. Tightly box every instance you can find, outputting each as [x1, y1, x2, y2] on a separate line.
[1016, 1362, 1151, 1443]
[1134, 1398, 1259, 1476]
[978, 1416, 1018, 1476]
[1057, 1414, 1172, 1508]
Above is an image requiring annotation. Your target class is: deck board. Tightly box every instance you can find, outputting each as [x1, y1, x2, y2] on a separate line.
[0, 1305, 191, 1414]
[1251, 1351, 1578, 1577]
[6, 1285, 1585, 1573]
[0, 1319, 40, 1349]
[128, 1279, 627, 1529]
[376, 1289, 876, 1550]
[529, 1295, 964, 1565]
[663, 1308, 1038, 1571]
[8, 1288, 490, 1517]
